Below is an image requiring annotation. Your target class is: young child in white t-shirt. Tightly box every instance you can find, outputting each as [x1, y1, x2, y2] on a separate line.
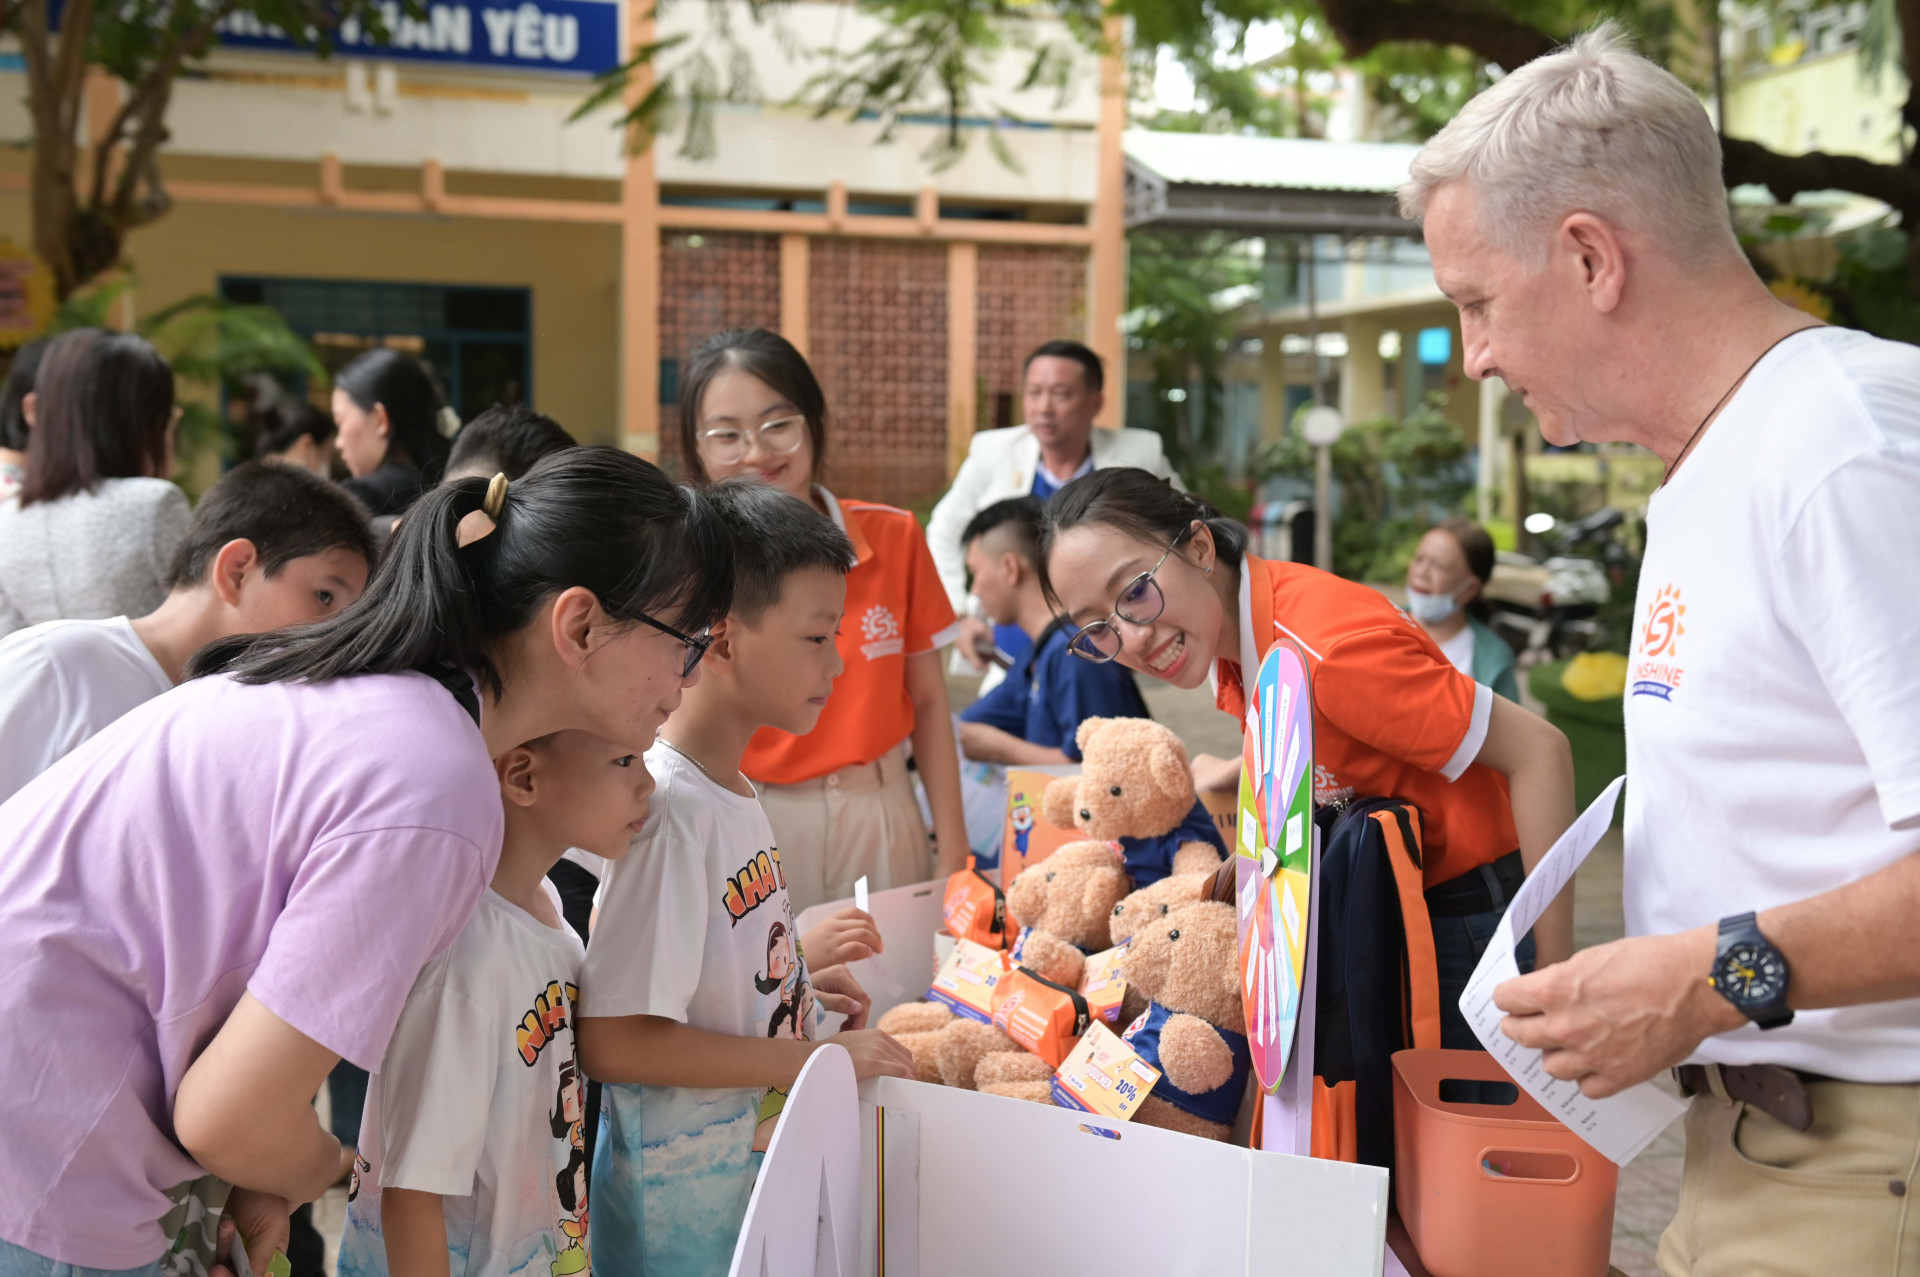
[337, 729, 655, 1277]
[0, 460, 374, 804]
[578, 481, 916, 1277]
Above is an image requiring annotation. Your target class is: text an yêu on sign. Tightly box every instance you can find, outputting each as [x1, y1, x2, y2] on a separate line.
[215, 0, 620, 75]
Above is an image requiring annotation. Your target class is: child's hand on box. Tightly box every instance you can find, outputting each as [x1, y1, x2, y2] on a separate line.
[830, 1028, 917, 1082]
[810, 964, 872, 1028]
[803, 908, 884, 969]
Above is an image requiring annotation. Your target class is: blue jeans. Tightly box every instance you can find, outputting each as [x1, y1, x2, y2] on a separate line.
[1432, 904, 1536, 1052]
[0, 1239, 162, 1277]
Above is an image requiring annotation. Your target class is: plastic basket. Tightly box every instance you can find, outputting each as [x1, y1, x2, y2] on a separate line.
[1392, 1049, 1618, 1277]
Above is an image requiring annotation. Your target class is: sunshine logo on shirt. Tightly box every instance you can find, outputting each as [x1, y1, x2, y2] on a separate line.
[858, 604, 904, 660]
[1632, 583, 1688, 701]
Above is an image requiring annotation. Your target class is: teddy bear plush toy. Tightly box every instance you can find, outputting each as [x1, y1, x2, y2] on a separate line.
[1107, 870, 1213, 1025]
[876, 840, 1132, 1097]
[1117, 898, 1252, 1142]
[1043, 718, 1228, 889]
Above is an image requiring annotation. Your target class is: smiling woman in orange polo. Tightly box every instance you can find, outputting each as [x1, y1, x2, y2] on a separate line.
[1040, 468, 1577, 1051]
[676, 329, 966, 914]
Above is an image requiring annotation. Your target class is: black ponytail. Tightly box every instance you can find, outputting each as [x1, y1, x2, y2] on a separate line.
[189, 446, 733, 700]
[1036, 467, 1248, 609]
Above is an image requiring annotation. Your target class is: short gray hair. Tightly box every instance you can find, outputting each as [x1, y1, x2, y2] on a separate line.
[1398, 23, 1739, 266]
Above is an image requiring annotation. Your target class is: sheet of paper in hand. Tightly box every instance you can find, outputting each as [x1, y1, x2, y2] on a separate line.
[1458, 775, 1686, 1165]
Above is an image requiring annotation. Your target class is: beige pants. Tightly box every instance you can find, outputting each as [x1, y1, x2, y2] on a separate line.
[1658, 1069, 1920, 1277]
[757, 742, 935, 916]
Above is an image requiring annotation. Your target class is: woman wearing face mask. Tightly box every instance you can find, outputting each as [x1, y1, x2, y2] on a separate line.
[1405, 519, 1519, 703]
[1041, 468, 1578, 1050]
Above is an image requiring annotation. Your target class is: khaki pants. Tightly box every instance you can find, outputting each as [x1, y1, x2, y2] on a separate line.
[1658, 1070, 1920, 1277]
[757, 743, 934, 916]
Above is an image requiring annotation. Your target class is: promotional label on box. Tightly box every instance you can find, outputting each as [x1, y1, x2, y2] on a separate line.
[1050, 1021, 1162, 1120]
[927, 937, 1012, 1024]
[1076, 944, 1129, 1024]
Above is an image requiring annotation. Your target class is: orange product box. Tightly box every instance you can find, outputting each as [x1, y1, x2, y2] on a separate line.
[927, 936, 1014, 1025]
[1050, 1020, 1162, 1121]
[1002, 769, 1080, 881]
[1076, 944, 1130, 1025]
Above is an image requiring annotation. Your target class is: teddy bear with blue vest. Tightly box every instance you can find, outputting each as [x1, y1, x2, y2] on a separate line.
[1041, 717, 1228, 889]
[1119, 897, 1251, 1142]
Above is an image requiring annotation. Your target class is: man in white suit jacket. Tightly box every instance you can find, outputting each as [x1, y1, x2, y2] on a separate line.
[927, 339, 1181, 670]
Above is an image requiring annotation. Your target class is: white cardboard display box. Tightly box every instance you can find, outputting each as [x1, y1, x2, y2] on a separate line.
[730, 1046, 1389, 1277]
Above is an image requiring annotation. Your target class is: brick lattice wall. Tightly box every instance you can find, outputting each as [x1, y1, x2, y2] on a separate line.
[807, 239, 950, 509]
[976, 246, 1089, 434]
[656, 231, 782, 476]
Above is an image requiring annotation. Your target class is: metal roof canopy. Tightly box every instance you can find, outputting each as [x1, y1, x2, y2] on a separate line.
[1123, 130, 1423, 238]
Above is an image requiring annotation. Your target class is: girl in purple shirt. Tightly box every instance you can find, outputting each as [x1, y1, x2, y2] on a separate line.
[0, 447, 731, 1277]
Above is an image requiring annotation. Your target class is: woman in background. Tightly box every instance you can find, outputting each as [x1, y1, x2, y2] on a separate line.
[1405, 517, 1519, 703]
[679, 328, 968, 912]
[331, 348, 453, 517]
[0, 337, 49, 501]
[0, 329, 185, 639]
[255, 400, 340, 479]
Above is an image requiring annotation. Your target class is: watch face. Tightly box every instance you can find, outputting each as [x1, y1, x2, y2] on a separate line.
[1716, 940, 1789, 1008]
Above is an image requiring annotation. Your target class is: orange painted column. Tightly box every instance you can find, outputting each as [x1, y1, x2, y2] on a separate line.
[620, 0, 662, 458]
[779, 233, 810, 358]
[947, 240, 978, 479]
[1088, 13, 1127, 429]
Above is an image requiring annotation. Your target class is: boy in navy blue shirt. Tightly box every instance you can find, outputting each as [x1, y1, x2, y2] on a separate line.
[958, 497, 1150, 765]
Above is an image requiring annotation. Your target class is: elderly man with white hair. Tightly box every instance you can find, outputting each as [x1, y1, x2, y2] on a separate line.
[1402, 24, 1920, 1275]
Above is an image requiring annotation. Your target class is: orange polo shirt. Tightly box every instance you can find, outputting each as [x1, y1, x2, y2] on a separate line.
[1213, 554, 1518, 889]
[744, 491, 959, 785]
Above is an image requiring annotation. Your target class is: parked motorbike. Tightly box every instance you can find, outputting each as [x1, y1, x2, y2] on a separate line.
[1483, 508, 1629, 664]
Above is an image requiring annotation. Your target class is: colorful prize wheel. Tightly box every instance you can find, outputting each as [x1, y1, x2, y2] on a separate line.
[1235, 639, 1314, 1093]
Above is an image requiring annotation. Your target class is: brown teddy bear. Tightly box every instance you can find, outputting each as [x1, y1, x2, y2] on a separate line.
[876, 841, 1131, 1096]
[1118, 899, 1252, 1142]
[1043, 718, 1228, 889]
[1108, 871, 1213, 1025]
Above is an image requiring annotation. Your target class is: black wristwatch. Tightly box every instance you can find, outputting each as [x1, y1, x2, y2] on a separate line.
[1709, 912, 1794, 1030]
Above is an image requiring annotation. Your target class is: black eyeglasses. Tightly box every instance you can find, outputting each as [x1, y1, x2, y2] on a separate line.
[1067, 541, 1179, 663]
[634, 611, 713, 678]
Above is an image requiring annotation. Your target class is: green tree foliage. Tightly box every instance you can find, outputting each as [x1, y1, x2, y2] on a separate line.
[11, 0, 401, 298]
[1261, 397, 1472, 579]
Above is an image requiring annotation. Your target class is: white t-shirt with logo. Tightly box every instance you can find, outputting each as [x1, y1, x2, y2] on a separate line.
[1624, 325, 1920, 1081]
[0, 615, 171, 805]
[582, 743, 816, 1277]
[337, 885, 591, 1277]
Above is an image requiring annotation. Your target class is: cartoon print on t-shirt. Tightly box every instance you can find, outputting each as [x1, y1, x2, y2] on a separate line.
[548, 1058, 589, 1276]
[756, 919, 813, 1039]
[723, 846, 788, 927]
[751, 916, 813, 1153]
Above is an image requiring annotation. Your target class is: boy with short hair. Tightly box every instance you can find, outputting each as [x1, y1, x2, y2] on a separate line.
[445, 404, 578, 483]
[336, 730, 655, 1277]
[0, 460, 375, 802]
[578, 480, 915, 1277]
[957, 496, 1149, 766]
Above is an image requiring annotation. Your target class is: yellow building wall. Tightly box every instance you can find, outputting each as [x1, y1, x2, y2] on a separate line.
[0, 171, 623, 446]
[1723, 51, 1907, 162]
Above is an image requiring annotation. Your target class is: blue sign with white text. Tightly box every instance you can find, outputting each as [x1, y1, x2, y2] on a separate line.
[216, 0, 621, 75]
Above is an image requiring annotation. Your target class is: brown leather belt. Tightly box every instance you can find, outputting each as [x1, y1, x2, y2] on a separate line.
[1675, 1063, 1817, 1132]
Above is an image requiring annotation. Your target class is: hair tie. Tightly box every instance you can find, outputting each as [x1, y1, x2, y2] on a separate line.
[457, 473, 510, 548]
